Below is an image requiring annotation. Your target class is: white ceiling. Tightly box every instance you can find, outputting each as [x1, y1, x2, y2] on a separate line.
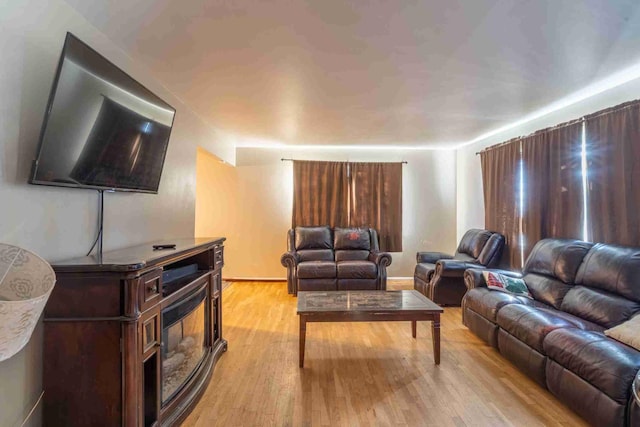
[64, 0, 640, 147]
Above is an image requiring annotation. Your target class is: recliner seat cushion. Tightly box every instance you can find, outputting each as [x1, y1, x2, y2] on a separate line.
[297, 249, 334, 262]
[337, 260, 377, 279]
[295, 226, 333, 250]
[464, 288, 531, 322]
[496, 305, 589, 353]
[335, 250, 369, 262]
[414, 263, 435, 282]
[544, 328, 640, 403]
[334, 228, 371, 250]
[297, 261, 336, 279]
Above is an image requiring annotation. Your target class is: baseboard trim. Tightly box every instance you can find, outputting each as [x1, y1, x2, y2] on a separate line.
[389, 276, 413, 280]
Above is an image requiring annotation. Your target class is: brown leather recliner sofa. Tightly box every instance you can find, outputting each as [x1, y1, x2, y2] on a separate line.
[463, 238, 640, 426]
[414, 229, 505, 305]
[281, 226, 392, 295]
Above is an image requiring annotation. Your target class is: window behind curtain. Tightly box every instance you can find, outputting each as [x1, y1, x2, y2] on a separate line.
[291, 160, 403, 252]
[520, 121, 584, 260]
[480, 139, 522, 269]
[349, 162, 403, 252]
[292, 161, 349, 228]
[585, 101, 640, 246]
[480, 99, 640, 269]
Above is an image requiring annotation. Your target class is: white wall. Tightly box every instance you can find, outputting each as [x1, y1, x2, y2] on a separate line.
[232, 147, 458, 278]
[0, 0, 236, 263]
[456, 76, 640, 242]
[0, 1, 235, 425]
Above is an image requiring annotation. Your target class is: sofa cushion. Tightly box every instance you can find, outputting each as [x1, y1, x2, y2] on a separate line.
[576, 243, 640, 302]
[337, 260, 377, 279]
[605, 315, 640, 351]
[297, 249, 334, 262]
[497, 305, 588, 352]
[476, 233, 505, 266]
[414, 263, 435, 283]
[334, 228, 371, 251]
[456, 229, 492, 259]
[560, 286, 640, 329]
[483, 271, 531, 298]
[335, 250, 369, 262]
[523, 239, 593, 284]
[464, 288, 532, 322]
[295, 226, 332, 250]
[297, 261, 336, 279]
[521, 273, 572, 309]
[544, 328, 640, 404]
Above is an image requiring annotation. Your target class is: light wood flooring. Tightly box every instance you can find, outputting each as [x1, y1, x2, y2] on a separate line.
[182, 281, 587, 427]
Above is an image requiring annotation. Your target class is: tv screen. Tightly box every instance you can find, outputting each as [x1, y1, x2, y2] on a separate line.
[30, 33, 176, 193]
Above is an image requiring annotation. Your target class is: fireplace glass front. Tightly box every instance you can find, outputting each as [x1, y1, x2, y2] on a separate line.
[161, 285, 208, 403]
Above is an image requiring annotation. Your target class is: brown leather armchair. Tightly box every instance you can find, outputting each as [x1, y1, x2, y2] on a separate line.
[414, 229, 505, 305]
[281, 226, 392, 295]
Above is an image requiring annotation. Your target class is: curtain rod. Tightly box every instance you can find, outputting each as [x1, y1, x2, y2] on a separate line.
[475, 98, 640, 156]
[281, 158, 408, 164]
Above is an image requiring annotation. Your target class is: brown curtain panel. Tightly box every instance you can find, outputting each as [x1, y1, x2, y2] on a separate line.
[521, 121, 584, 259]
[349, 162, 403, 252]
[292, 161, 349, 228]
[585, 101, 640, 246]
[480, 139, 522, 269]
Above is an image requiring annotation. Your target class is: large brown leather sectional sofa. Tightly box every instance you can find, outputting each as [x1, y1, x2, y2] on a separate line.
[281, 226, 392, 295]
[463, 238, 640, 426]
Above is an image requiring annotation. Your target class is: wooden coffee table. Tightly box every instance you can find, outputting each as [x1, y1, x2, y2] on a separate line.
[296, 290, 443, 367]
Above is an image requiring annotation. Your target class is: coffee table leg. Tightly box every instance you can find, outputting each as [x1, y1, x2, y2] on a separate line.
[412, 320, 417, 338]
[299, 316, 306, 368]
[432, 314, 440, 365]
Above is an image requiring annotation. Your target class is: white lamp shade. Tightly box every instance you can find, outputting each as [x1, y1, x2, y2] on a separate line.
[0, 244, 56, 362]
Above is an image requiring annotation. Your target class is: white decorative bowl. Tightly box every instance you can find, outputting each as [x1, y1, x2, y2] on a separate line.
[0, 244, 56, 362]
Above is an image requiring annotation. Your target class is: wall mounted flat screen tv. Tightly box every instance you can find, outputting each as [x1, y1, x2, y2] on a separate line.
[30, 33, 176, 193]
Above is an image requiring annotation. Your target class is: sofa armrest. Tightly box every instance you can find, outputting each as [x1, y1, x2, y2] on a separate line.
[416, 251, 453, 264]
[369, 251, 393, 267]
[435, 259, 483, 278]
[463, 268, 522, 290]
[280, 251, 300, 268]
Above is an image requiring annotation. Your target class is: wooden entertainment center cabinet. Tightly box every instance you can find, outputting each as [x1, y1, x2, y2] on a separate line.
[43, 238, 226, 427]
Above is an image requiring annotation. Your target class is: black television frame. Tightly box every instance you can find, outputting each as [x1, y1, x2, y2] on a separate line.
[29, 32, 176, 194]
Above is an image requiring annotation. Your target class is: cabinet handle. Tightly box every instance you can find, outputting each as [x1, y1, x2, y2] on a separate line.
[148, 283, 158, 293]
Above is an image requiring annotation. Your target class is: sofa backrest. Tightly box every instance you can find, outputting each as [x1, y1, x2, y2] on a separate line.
[562, 243, 640, 328]
[293, 226, 334, 262]
[290, 226, 379, 262]
[454, 229, 505, 266]
[476, 233, 506, 267]
[522, 239, 593, 309]
[455, 229, 493, 261]
[334, 227, 375, 262]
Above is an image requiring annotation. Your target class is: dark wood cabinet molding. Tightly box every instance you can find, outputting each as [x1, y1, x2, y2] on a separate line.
[43, 237, 227, 427]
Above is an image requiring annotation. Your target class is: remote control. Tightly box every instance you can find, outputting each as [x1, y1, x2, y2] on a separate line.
[153, 244, 176, 250]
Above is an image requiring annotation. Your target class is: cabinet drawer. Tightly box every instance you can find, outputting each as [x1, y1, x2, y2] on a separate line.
[140, 269, 162, 311]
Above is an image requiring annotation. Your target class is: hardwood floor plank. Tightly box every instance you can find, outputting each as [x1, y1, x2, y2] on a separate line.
[182, 281, 587, 427]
